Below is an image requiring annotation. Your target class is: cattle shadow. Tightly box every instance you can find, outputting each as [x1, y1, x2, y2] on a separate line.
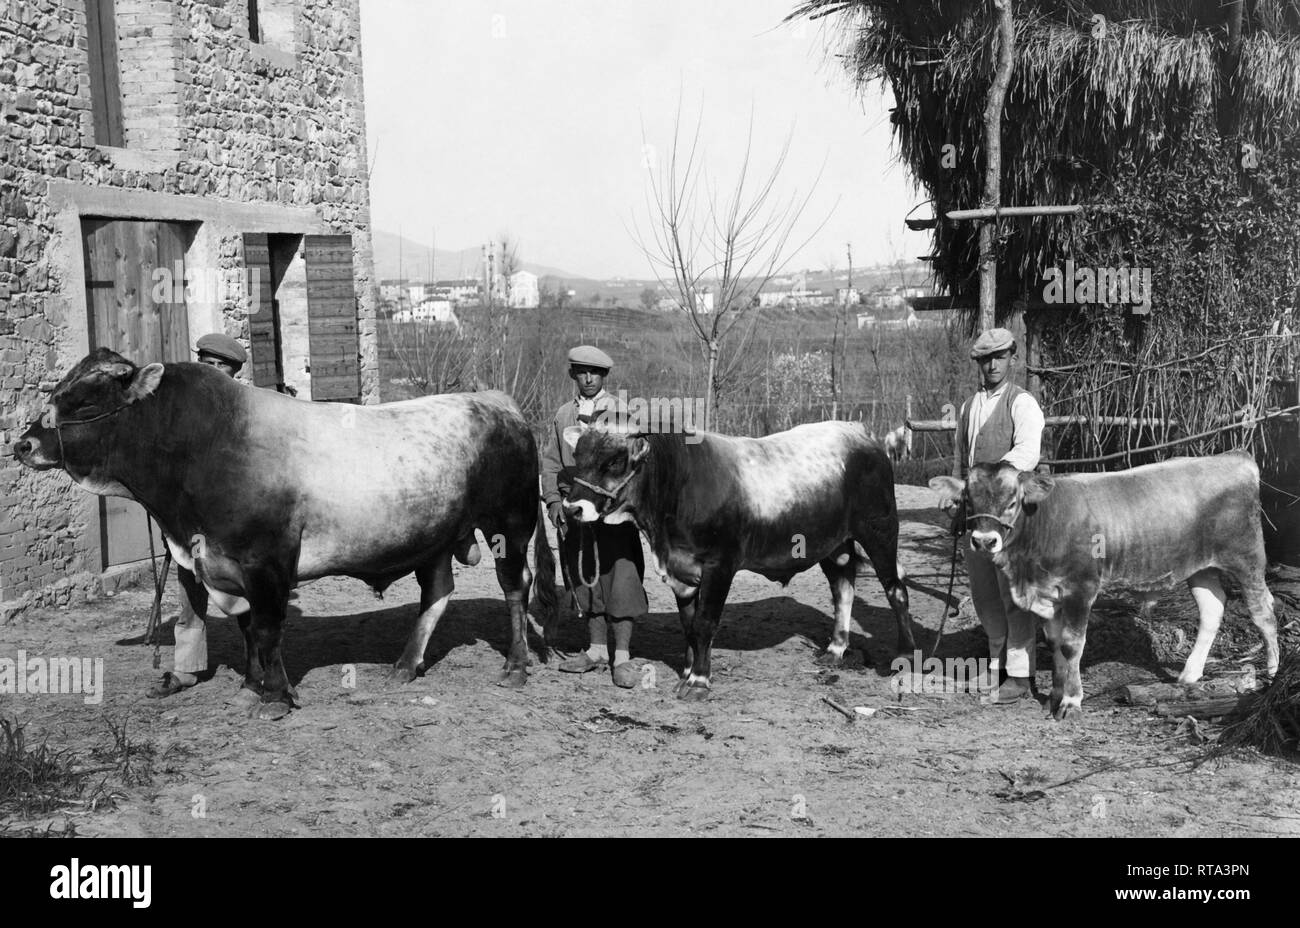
[898, 503, 948, 529]
[200, 597, 551, 684]
[191, 583, 1175, 687]
[195, 590, 945, 683]
[591, 594, 928, 678]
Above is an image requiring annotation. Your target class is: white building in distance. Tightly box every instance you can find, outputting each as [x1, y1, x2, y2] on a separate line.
[509, 270, 539, 309]
[394, 300, 459, 329]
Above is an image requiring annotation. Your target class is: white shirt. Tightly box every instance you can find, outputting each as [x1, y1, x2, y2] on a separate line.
[966, 381, 1044, 472]
[575, 389, 611, 421]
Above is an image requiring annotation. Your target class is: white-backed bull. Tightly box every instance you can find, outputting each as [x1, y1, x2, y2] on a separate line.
[563, 420, 916, 699]
[14, 348, 557, 714]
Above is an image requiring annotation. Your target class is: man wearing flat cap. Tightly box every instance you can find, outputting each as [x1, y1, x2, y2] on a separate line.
[148, 332, 247, 697]
[953, 327, 1045, 705]
[540, 345, 649, 689]
[194, 332, 248, 377]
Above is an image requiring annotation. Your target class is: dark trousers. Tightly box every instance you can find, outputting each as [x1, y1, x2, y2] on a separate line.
[560, 520, 648, 620]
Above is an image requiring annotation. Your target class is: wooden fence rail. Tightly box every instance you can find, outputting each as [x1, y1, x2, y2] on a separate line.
[907, 405, 1300, 466]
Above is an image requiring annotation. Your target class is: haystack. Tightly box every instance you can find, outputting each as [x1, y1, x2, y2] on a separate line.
[792, 0, 1300, 469]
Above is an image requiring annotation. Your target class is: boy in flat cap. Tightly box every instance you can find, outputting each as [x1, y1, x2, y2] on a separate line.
[953, 327, 1045, 705]
[540, 345, 649, 689]
[148, 333, 247, 697]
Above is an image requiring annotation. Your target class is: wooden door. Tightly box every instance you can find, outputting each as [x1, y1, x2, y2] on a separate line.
[82, 219, 192, 568]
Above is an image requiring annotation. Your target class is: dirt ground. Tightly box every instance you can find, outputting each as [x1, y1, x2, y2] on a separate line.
[3, 484, 1298, 837]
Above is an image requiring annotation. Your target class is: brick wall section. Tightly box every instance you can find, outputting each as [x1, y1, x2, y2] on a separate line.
[0, 0, 379, 618]
[116, 0, 185, 153]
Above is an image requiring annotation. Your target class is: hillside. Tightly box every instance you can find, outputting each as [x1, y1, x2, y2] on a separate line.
[371, 228, 588, 282]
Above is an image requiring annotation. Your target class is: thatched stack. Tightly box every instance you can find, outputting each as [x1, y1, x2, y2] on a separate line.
[793, 0, 1300, 473]
[792, 0, 1300, 300]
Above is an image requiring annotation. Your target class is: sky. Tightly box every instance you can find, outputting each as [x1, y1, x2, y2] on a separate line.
[358, 0, 929, 280]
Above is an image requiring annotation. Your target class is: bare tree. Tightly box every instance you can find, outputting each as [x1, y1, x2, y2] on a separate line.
[386, 316, 472, 396]
[633, 103, 829, 430]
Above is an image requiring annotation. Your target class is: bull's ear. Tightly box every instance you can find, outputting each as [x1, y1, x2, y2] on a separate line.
[928, 475, 964, 514]
[628, 435, 650, 465]
[1020, 471, 1055, 504]
[95, 360, 135, 382]
[561, 425, 583, 451]
[126, 363, 165, 403]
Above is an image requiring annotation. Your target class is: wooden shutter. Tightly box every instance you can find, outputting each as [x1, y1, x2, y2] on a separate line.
[243, 233, 282, 389]
[84, 0, 124, 147]
[83, 219, 190, 365]
[304, 234, 361, 401]
[247, 0, 261, 43]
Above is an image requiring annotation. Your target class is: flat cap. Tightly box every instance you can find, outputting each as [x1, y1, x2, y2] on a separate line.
[195, 333, 248, 366]
[567, 345, 612, 371]
[970, 327, 1016, 359]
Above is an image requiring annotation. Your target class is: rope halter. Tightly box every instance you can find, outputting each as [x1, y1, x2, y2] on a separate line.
[48, 401, 134, 473]
[570, 468, 639, 509]
[965, 511, 1018, 533]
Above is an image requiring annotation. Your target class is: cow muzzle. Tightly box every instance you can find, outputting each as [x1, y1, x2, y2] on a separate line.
[564, 498, 602, 524]
[970, 530, 1004, 554]
[13, 433, 60, 470]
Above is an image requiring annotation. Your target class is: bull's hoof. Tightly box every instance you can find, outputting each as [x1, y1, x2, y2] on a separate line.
[498, 666, 528, 688]
[814, 649, 845, 669]
[388, 664, 419, 685]
[1049, 697, 1083, 722]
[674, 678, 711, 701]
[231, 687, 261, 711]
[251, 701, 292, 721]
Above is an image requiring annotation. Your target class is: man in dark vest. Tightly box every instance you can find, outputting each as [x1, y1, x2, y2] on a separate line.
[953, 327, 1045, 705]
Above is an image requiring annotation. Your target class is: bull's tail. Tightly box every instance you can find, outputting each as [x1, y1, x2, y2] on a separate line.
[531, 501, 559, 650]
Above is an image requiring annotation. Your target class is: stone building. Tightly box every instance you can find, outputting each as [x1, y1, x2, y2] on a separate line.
[0, 0, 379, 616]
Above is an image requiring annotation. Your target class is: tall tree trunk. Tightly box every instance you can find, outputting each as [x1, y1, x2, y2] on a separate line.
[979, 0, 1016, 331]
[1218, 0, 1244, 138]
[705, 339, 719, 431]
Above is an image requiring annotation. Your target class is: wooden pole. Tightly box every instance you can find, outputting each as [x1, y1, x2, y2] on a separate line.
[948, 204, 1084, 221]
[978, 0, 1016, 332]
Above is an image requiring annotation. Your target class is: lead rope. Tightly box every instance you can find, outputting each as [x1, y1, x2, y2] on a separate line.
[144, 513, 171, 668]
[575, 521, 601, 589]
[556, 515, 585, 622]
[930, 495, 965, 661]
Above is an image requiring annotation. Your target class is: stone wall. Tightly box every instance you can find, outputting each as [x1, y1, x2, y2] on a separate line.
[0, 0, 378, 618]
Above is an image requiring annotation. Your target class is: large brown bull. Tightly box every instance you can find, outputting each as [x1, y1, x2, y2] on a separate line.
[15, 348, 557, 715]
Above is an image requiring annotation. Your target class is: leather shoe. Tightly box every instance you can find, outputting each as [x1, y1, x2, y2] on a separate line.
[612, 660, 641, 689]
[559, 653, 608, 673]
[147, 671, 198, 698]
[980, 676, 1033, 705]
